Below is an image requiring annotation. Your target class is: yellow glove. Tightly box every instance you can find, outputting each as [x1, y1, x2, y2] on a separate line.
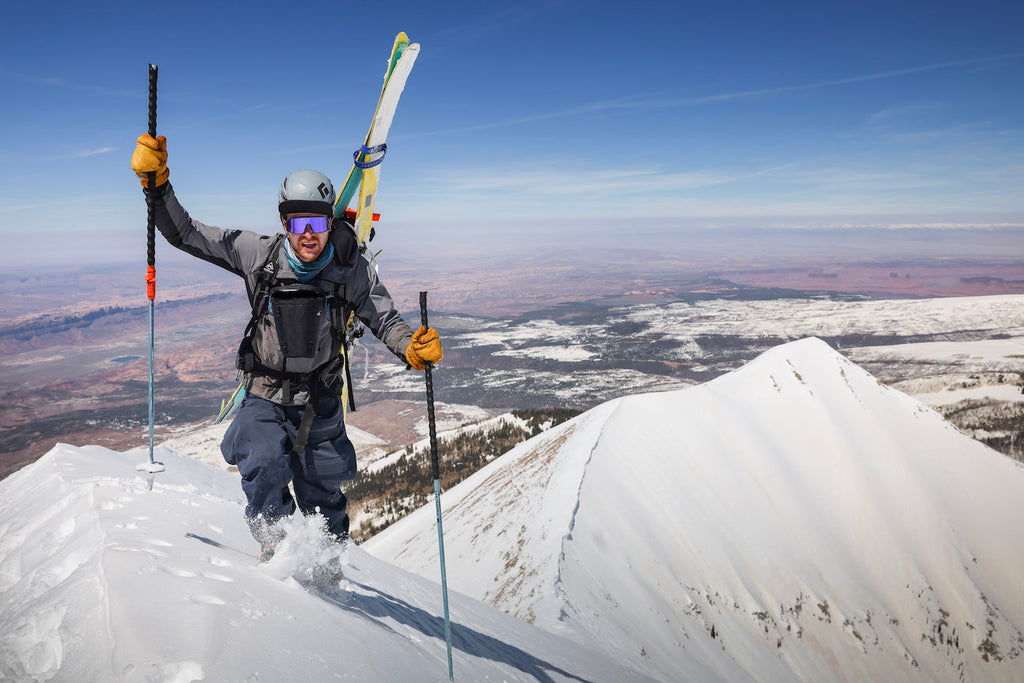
[130, 133, 169, 188]
[406, 326, 443, 371]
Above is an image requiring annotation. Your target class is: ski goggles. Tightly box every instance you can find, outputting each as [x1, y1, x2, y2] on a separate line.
[285, 216, 331, 234]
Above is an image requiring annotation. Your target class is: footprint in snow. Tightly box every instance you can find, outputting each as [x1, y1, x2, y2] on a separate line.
[203, 556, 233, 568]
[108, 545, 170, 559]
[164, 567, 199, 578]
[188, 594, 227, 606]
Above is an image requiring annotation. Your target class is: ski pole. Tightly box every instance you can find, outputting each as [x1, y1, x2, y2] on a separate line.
[138, 63, 165, 475]
[420, 291, 454, 681]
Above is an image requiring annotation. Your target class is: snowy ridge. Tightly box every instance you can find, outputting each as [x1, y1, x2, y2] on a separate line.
[367, 337, 1024, 682]
[368, 400, 624, 622]
[0, 445, 653, 682]
[160, 419, 389, 472]
[363, 411, 526, 475]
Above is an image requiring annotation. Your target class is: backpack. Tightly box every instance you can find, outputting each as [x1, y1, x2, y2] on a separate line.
[225, 233, 358, 431]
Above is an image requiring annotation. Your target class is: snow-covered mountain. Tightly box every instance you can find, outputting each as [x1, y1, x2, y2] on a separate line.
[366, 337, 1024, 682]
[0, 445, 652, 682]
[5, 336, 1023, 682]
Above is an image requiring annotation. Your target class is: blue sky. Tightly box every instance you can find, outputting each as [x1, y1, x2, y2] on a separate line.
[1, 0, 1022, 267]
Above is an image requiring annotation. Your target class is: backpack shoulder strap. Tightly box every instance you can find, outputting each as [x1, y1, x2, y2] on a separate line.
[242, 234, 285, 339]
[324, 280, 358, 413]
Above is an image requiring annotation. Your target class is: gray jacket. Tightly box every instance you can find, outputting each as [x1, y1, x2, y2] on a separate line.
[149, 183, 415, 405]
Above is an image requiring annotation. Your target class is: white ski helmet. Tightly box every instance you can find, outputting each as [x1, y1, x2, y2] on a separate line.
[278, 169, 336, 215]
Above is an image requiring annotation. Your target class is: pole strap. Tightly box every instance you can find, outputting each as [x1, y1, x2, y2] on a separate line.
[353, 143, 387, 169]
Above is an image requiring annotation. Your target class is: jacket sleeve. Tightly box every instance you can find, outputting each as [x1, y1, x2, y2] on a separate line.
[145, 183, 274, 278]
[348, 257, 415, 362]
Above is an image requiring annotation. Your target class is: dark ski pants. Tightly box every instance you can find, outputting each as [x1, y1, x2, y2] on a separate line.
[221, 394, 356, 543]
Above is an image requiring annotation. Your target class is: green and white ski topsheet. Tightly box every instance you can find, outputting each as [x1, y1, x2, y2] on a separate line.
[336, 32, 420, 245]
[337, 34, 419, 417]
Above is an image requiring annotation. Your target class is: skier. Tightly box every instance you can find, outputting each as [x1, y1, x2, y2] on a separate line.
[131, 133, 443, 560]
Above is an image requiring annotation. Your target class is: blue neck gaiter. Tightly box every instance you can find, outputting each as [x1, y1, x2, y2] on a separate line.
[283, 238, 335, 283]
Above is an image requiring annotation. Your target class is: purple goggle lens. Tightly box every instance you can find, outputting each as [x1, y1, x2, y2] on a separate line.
[286, 216, 331, 234]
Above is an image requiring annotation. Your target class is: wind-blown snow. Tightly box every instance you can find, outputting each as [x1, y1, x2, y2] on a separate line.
[0, 445, 652, 682]
[367, 337, 1024, 682]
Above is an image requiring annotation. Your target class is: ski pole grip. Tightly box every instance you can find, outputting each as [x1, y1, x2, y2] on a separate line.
[146, 64, 158, 270]
[419, 291, 435, 370]
[419, 291, 440, 480]
[148, 64, 158, 138]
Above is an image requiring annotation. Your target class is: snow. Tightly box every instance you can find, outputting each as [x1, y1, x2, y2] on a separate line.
[365, 412, 526, 475]
[7, 334, 1024, 682]
[0, 445, 651, 682]
[621, 294, 1024, 342]
[455, 318, 601, 351]
[367, 337, 1024, 682]
[912, 382, 1024, 407]
[849, 337, 1024, 367]
[412, 403, 493, 438]
[161, 419, 389, 472]
[493, 346, 598, 362]
[363, 294, 1024, 409]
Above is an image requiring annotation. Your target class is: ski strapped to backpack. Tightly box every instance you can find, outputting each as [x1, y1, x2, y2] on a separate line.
[334, 32, 416, 222]
[335, 32, 419, 247]
[331, 32, 420, 418]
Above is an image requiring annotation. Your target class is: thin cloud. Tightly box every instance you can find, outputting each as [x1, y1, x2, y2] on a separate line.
[0, 67, 138, 99]
[782, 165, 949, 191]
[404, 96, 644, 138]
[639, 54, 1024, 108]
[417, 53, 1024, 136]
[886, 121, 994, 143]
[422, 0, 577, 53]
[440, 160, 804, 196]
[74, 147, 117, 158]
[0, 200, 65, 214]
[867, 102, 945, 124]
